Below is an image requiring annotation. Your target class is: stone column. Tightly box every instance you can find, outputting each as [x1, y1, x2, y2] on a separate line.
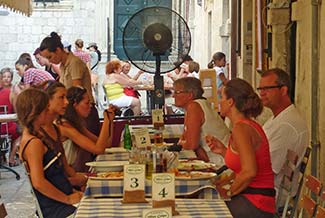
[95, 0, 111, 61]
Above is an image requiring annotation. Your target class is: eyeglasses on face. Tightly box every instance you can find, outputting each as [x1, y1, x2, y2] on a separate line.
[256, 85, 283, 91]
[173, 90, 188, 95]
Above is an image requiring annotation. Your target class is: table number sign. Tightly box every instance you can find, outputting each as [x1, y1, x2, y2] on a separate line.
[152, 173, 179, 215]
[152, 109, 164, 129]
[142, 207, 172, 218]
[133, 128, 151, 148]
[122, 164, 148, 203]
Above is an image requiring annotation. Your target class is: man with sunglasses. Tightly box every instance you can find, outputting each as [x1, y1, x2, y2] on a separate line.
[258, 68, 309, 200]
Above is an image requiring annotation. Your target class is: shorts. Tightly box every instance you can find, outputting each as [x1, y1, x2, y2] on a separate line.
[109, 95, 133, 108]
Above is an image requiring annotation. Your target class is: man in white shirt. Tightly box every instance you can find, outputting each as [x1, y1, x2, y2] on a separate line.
[258, 68, 309, 196]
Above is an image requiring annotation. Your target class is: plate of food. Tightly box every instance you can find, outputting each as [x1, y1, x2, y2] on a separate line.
[177, 160, 216, 171]
[89, 171, 124, 180]
[105, 147, 128, 154]
[175, 171, 217, 180]
[85, 161, 129, 172]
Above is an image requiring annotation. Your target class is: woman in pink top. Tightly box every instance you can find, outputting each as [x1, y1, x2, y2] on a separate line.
[73, 39, 91, 69]
[207, 78, 275, 218]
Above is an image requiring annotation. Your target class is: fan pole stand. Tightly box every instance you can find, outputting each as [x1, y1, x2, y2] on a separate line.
[153, 54, 165, 110]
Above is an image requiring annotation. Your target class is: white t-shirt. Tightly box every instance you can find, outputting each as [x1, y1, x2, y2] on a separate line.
[263, 104, 309, 194]
[213, 66, 225, 88]
[188, 71, 199, 79]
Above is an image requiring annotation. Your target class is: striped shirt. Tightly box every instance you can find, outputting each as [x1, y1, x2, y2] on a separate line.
[23, 68, 54, 85]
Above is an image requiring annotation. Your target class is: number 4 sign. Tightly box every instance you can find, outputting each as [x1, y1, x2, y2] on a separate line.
[152, 173, 175, 201]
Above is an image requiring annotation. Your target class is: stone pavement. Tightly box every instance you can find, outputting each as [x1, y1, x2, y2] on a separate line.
[0, 164, 37, 218]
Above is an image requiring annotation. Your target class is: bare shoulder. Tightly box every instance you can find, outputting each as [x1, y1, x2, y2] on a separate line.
[187, 101, 203, 112]
[232, 122, 261, 149]
[186, 101, 204, 123]
[20, 136, 44, 158]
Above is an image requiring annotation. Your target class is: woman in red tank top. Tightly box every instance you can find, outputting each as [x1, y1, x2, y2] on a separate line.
[207, 78, 275, 218]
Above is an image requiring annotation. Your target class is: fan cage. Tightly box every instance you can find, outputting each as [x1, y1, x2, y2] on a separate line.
[123, 6, 191, 74]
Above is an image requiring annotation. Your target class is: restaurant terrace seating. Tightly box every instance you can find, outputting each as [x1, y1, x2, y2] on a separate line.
[278, 146, 312, 218]
[199, 69, 219, 112]
[297, 175, 322, 218]
[275, 149, 299, 218]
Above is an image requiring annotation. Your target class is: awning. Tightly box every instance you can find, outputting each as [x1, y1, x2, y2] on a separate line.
[0, 0, 32, 16]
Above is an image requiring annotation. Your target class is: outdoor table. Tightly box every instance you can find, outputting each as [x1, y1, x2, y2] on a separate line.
[84, 178, 218, 199]
[75, 198, 232, 217]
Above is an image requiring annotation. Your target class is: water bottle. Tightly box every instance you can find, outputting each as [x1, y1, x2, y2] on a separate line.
[123, 123, 132, 150]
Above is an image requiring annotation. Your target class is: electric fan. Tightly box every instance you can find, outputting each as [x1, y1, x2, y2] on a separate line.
[123, 6, 191, 109]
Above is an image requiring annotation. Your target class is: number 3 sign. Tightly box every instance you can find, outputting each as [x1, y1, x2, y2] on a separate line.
[124, 164, 145, 191]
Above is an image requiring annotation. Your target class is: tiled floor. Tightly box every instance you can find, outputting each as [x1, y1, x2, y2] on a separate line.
[0, 164, 37, 218]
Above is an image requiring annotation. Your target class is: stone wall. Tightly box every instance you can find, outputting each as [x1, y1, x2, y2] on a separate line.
[0, 0, 99, 82]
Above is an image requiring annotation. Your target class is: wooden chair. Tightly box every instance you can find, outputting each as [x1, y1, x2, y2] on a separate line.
[297, 175, 322, 218]
[315, 186, 325, 218]
[199, 69, 218, 112]
[315, 205, 325, 218]
[275, 149, 299, 218]
[289, 146, 312, 218]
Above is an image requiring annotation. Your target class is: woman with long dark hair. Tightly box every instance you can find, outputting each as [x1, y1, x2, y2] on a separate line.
[17, 88, 83, 218]
[58, 86, 115, 172]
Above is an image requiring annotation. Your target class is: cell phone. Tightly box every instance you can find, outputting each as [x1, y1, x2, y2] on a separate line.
[180, 63, 187, 68]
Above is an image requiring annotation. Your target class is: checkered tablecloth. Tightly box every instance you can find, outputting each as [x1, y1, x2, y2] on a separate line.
[84, 178, 218, 199]
[74, 198, 233, 218]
